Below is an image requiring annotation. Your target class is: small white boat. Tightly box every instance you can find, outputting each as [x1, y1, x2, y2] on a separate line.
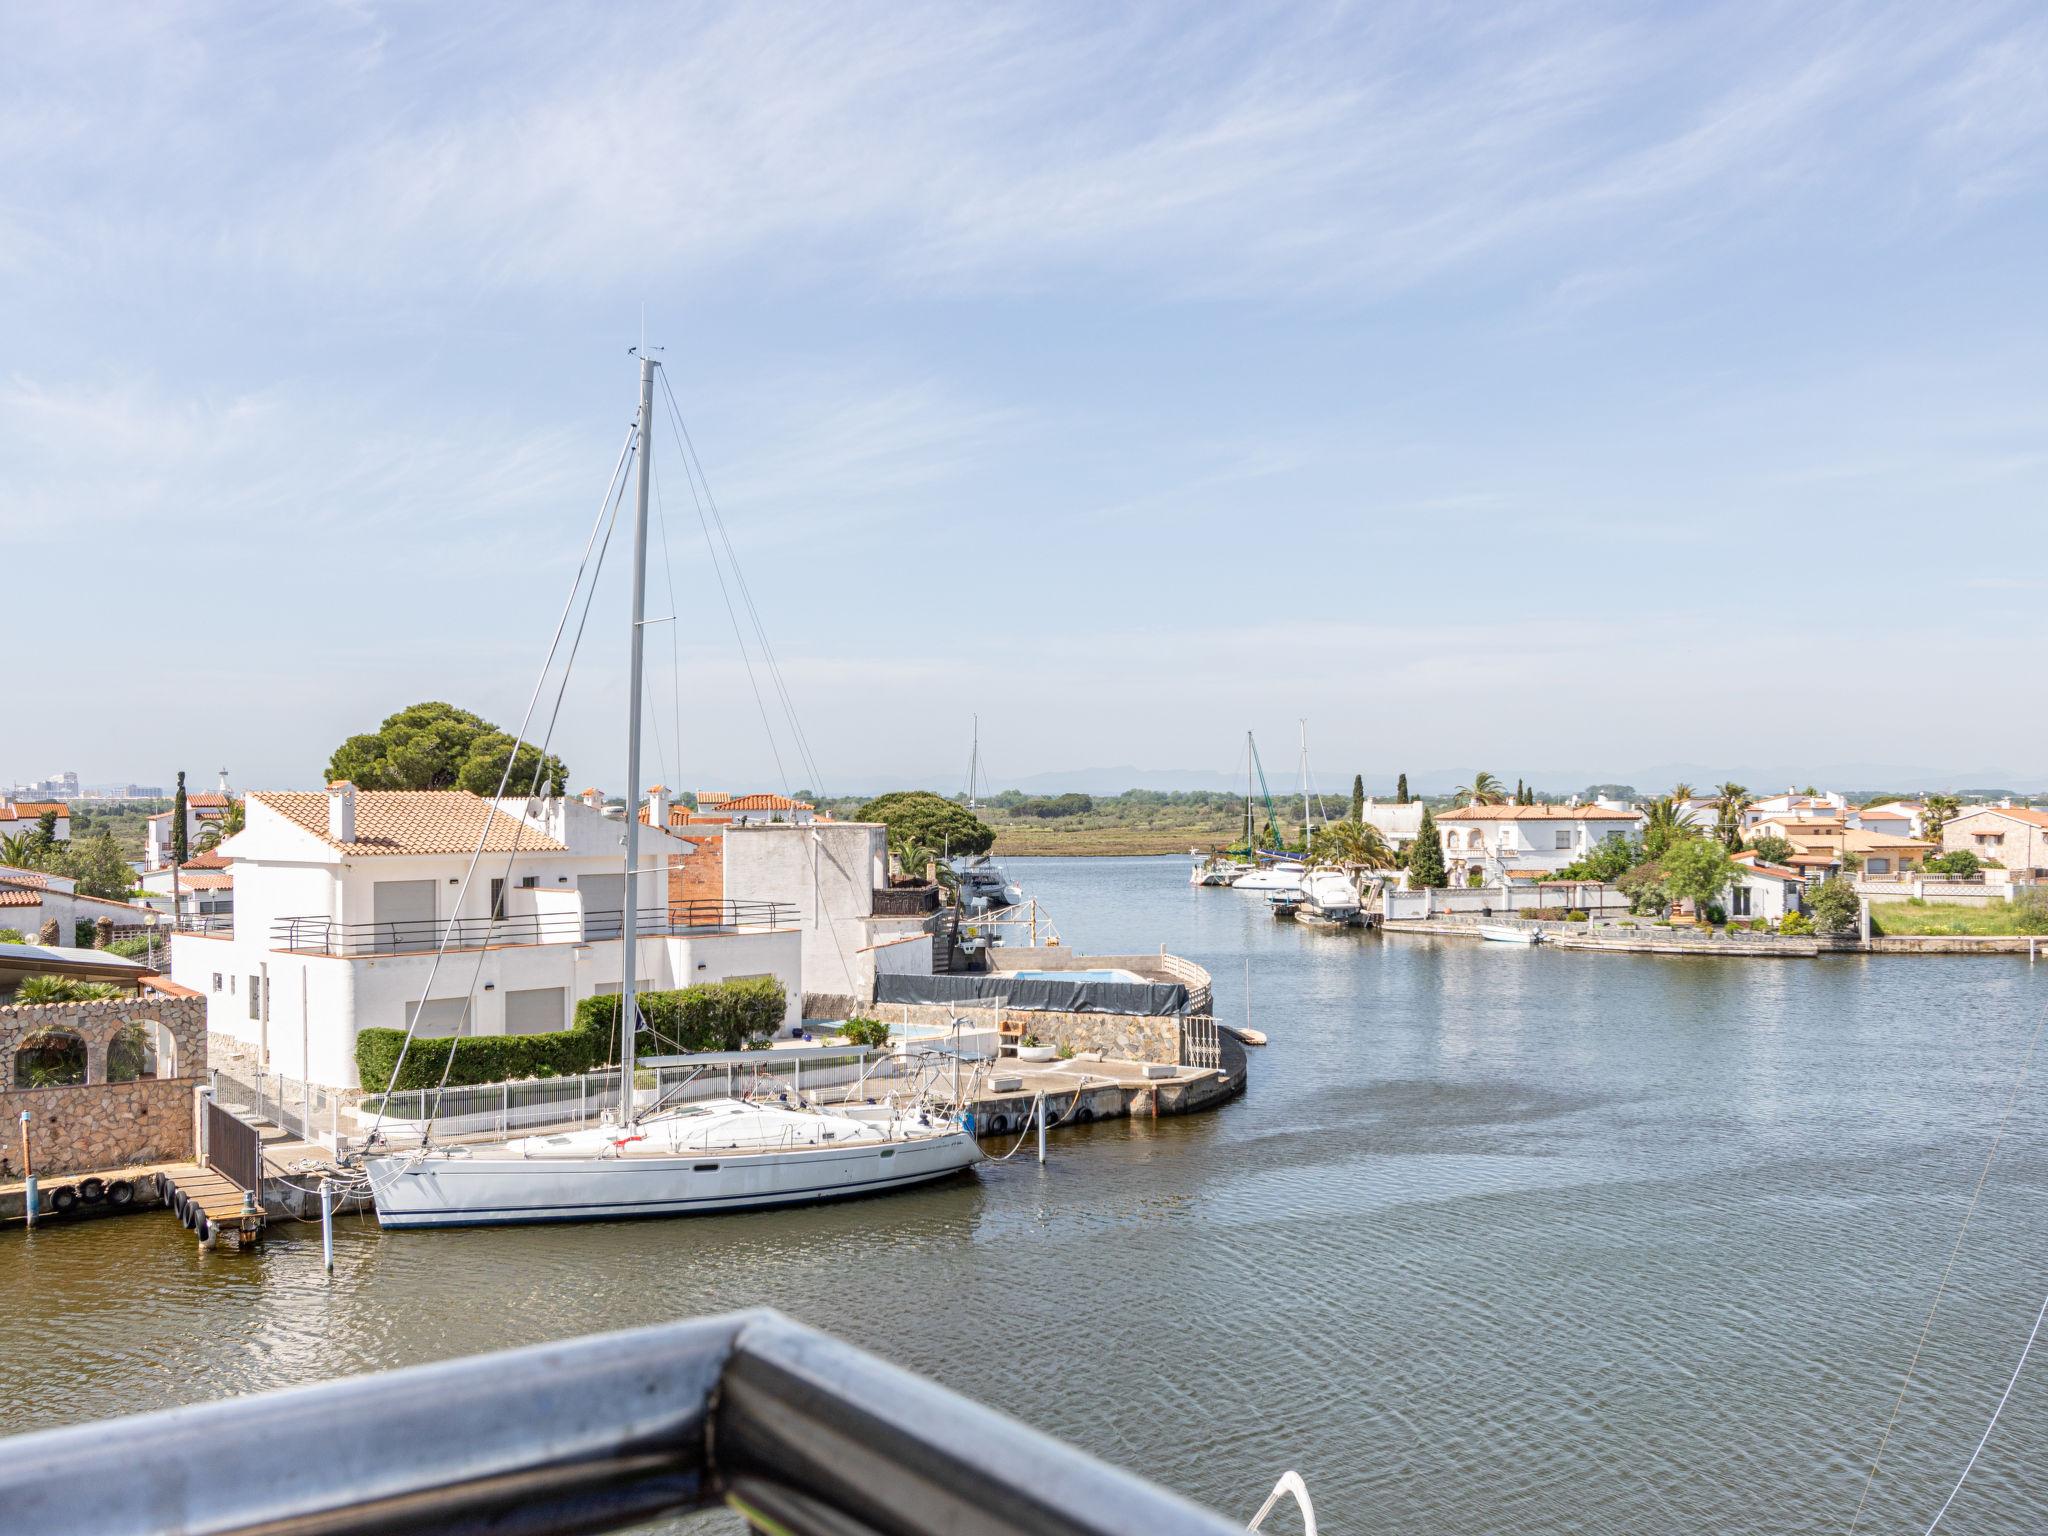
[369, 1096, 977, 1228]
[1477, 924, 1540, 945]
[1190, 853, 1244, 886]
[1234, 859, 1307, 893]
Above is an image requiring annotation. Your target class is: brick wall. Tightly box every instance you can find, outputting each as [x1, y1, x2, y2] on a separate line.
[0, 996, 206, 1177]
[668, 832, 725, 909]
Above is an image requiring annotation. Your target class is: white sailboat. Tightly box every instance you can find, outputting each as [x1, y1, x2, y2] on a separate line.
[367, 354, 977, 1228]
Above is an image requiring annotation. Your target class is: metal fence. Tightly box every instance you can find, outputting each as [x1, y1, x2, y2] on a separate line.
[0, 1308, 1248, 1536]
[1178, 1014, 1221, 1071]
[270, 900, 798, 957]
[212, 1068, 347, 1150]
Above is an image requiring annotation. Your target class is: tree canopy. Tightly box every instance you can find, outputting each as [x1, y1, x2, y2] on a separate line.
[1455, 771, 1506, 807]
[1661, 836, 1739, 918]
[1556, 833, 1640, 883]
[1310, 819, 1397, 870]
[1747, 834, 1797, 867]
[855, 791, 996, 860]
[1808, 876, 1861, 936]
[1408, 806, 1448, 888]
[326, 702, 568, 797]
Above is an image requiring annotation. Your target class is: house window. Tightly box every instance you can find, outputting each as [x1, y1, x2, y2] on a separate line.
[1732, 886, 1752, 917]
[247, 976, 262, 1020]
[1867, 858, 1890, 875]
[1555, 829, 1572, 849]
[211, 972, 223, 993]
[490, 878, 507, 921]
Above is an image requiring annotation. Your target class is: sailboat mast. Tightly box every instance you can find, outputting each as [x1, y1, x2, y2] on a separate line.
[620, 352, 657, 1125]
[1245, 730, 1254, 852]
[1299, 719, 1310, 847]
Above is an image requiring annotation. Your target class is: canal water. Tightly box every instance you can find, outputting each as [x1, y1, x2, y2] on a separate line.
[5, 855, 2047, 1533]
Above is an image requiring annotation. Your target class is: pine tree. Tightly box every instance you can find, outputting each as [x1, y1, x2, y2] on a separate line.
[1396, 773, 1409, 805]
[171, 770, 189, 866]
[1350, 774, 1365, 822]
[1409, 805, 1448, 888]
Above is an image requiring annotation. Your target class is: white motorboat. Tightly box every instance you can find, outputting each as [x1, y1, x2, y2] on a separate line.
[366, 353, 978, 1230]
[1190, 853, 1244, 886]
[1477, 924, 1540, 945]
[1297, 869, 1365, 927]
[951, 854, 1025, 913]
[1233, 859, 1307, 893]
[369, 1096, 976, 1228]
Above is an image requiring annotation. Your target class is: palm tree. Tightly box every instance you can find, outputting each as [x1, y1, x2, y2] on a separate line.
[1310, 819, 1397, 870]
[193, 799, 247, 854]
[1925, 794, 1961, 840]
[1712, 782, 1751, 850]
[0, 831, 41, 868]
[1670, 782, 1696, 803]
[1640, 796, 1689, 857]
[1455, 771, 1507, 807]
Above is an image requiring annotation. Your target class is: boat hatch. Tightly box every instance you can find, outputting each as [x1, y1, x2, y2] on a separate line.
[693, 1163, 720, 1172]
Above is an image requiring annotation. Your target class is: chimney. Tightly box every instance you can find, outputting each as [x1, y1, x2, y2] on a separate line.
[647, 784, 671, 830]
[327, 780, 357, 843]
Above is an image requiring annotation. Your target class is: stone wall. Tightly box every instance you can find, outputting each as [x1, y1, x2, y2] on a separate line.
[0, 996, 206, 1177]
[876, 999, 1181, 1065]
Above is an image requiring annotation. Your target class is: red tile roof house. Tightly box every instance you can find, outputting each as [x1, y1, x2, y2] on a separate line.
[1431, 802, 1646, 886]
[1943, 805, 2048, 882]
[1728, 853, 1809, 923]
[164, 785, 806, 1092]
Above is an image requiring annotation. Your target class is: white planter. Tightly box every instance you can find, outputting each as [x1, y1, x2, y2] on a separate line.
[1015, 1045, 1057, 1062]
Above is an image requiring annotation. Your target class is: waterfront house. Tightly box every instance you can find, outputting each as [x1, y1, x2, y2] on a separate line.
[1942, 805, 2048, 880]
[168, 784, 804, 1091]
[643, 789, 933, 1016]
[1844, 829, 1936, 879]
[1357, 798, 1425, 849]
[1727, 853, 1808, 923]
[1434, 802, 1645, 885]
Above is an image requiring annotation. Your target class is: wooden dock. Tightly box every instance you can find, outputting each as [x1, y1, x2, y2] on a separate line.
[159, 1164, 266, 1250]
[1, 1157, 267, 1249]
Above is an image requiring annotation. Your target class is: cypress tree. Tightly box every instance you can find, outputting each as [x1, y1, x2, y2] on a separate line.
[1515, 778, 1525, 804]
[1396, 773, 1409, 805]
[1350, 773, 1365, 822]
[171, 770, 189, 865]
[1409, 805, 1448, 888]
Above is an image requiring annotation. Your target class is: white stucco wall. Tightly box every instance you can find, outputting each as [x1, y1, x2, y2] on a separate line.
[722, 822, 909, 1005]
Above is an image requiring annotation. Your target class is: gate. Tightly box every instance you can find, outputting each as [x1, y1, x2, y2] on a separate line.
[204, 1097, 263, 1192]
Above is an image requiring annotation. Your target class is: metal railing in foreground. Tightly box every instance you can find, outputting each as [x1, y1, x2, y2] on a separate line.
[0, 1308, 1247, 1536]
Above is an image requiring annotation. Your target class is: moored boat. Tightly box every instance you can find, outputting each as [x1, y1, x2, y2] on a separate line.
[1477, 924, 1540, 945]
[1297, 869, 1365, 927]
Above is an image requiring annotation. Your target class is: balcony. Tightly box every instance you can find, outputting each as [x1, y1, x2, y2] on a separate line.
[269, 901, 798, 959]
[871, 882, 941, 916]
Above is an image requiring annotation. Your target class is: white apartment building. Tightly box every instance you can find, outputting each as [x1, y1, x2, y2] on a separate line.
[169, 785, 804, 1090]
[1433, 802, 1646, 883]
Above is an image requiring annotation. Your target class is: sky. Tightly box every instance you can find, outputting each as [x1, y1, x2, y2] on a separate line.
[4, 2, 2046, 799]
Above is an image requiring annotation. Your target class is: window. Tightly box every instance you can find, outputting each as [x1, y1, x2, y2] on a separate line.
[1555, 829, 1573, 849]
[247, 975, 262, 1021]
[519, 875, 538, 889]
[1867, 857, 1890, 875]
[211, 972, 223, 994]
[107, 1021, 171, 1082]
[1732, 886, 1752, 917]
[490, 878, 507, 921]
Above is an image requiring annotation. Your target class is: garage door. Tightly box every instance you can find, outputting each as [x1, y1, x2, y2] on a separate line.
[503, 986, 566, 1036]
[403, 997, 475, 1036]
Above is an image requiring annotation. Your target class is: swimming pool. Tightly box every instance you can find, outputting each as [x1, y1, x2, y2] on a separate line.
[1006, 968, 1149, 985]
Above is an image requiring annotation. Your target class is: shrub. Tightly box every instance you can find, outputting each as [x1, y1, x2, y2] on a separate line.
[1524, 907, 1566, 921]
[839, 1015, 891, 1049]
[576, 976, 786, 1054]
[13, 976, 122, 1004]
[2013, 889, 2048, 937]
[74, 920, 96, 949]
[1809, 877, 1861, 936]
[1465, 869, 1485, 888]
[0, 927, 23, 944]
[1701, 902, 1727, 927]
[1928, 849, 1981, 879]
[105, 935, 155, 959]
[1778, 911, 1815, 936]
[1565, 910, 1589, 923]
[357, 976, 790, 1092]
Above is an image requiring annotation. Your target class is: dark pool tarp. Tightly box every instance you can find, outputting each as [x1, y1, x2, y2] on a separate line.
[875, 973, 1188, 1017]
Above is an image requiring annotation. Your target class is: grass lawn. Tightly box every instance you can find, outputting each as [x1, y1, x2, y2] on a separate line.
[1868, 899, 2048, 937]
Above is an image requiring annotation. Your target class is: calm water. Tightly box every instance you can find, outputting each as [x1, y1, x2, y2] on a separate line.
[6, 855, 2048, 1533]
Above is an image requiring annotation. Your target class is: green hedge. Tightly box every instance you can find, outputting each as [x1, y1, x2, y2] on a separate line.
[355, 975, 788, 1092]
[355, 1015, 611, 1093]
[574, 975, 786, 1054]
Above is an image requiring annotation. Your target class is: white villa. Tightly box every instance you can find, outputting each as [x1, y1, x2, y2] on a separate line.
[143, 791, 234, 870]
[1727, 852, 1808, 923]
[169, 784, 807, 1091]
[1433, 802, 1645, 884]
[1357, 798, 1426, 850]
[0, 798, 71, 842]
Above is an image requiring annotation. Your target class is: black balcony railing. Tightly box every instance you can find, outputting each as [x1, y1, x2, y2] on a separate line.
[270, 902, 798, 958]
[0, 1308, 1246, 1536]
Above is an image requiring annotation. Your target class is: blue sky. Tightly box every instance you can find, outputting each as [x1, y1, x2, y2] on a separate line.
[4, 3, 2046, 797]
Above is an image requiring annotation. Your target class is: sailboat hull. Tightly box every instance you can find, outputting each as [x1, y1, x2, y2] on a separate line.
[368, 1131, 979, 1229]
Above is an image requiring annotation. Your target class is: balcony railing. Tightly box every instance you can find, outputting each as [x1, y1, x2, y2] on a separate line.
[0, 1308, 1246, 1536]
[871, 883, 941, 916]
[174, 913, 235, 937]
[269, 901, 798, 958]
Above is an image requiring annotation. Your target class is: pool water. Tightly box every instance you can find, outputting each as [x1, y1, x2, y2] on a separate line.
[1006, 968, 1148, 984]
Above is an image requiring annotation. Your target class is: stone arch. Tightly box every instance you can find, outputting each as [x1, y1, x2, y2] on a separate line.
[14, 1028, 88, 1089]
[107, 1020, 174, 1082]
[1465, 830, 1484, 850]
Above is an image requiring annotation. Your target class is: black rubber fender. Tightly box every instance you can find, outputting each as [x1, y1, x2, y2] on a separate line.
[985, 1113, 1009, 1136]
[1074, 1103, 1096, 1124]
[174, 1190, 192, 1226]
[78, 1177, 106, 1204]
[107, 1179, 135, 1207]
[49, 1185, 79, 1215]
[195, 1214, 211, 1244]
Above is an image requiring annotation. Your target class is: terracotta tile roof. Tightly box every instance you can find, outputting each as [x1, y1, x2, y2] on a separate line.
[0, 866, 54, 890]
[181, 850, 232, 870]
[252, 791, 567, 856]
[1733, 853, 1804, 880]
[5, 801, 69, 816]
[1844, 829, 1936, 852]
[1951, 805, 2048, 831]
[179, 872, 234, 890]
[0, 889, 40, 907]
[1435, 803, 1643, 822]
[720, 793, 815, 812]
[187, 794, 230, 808]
